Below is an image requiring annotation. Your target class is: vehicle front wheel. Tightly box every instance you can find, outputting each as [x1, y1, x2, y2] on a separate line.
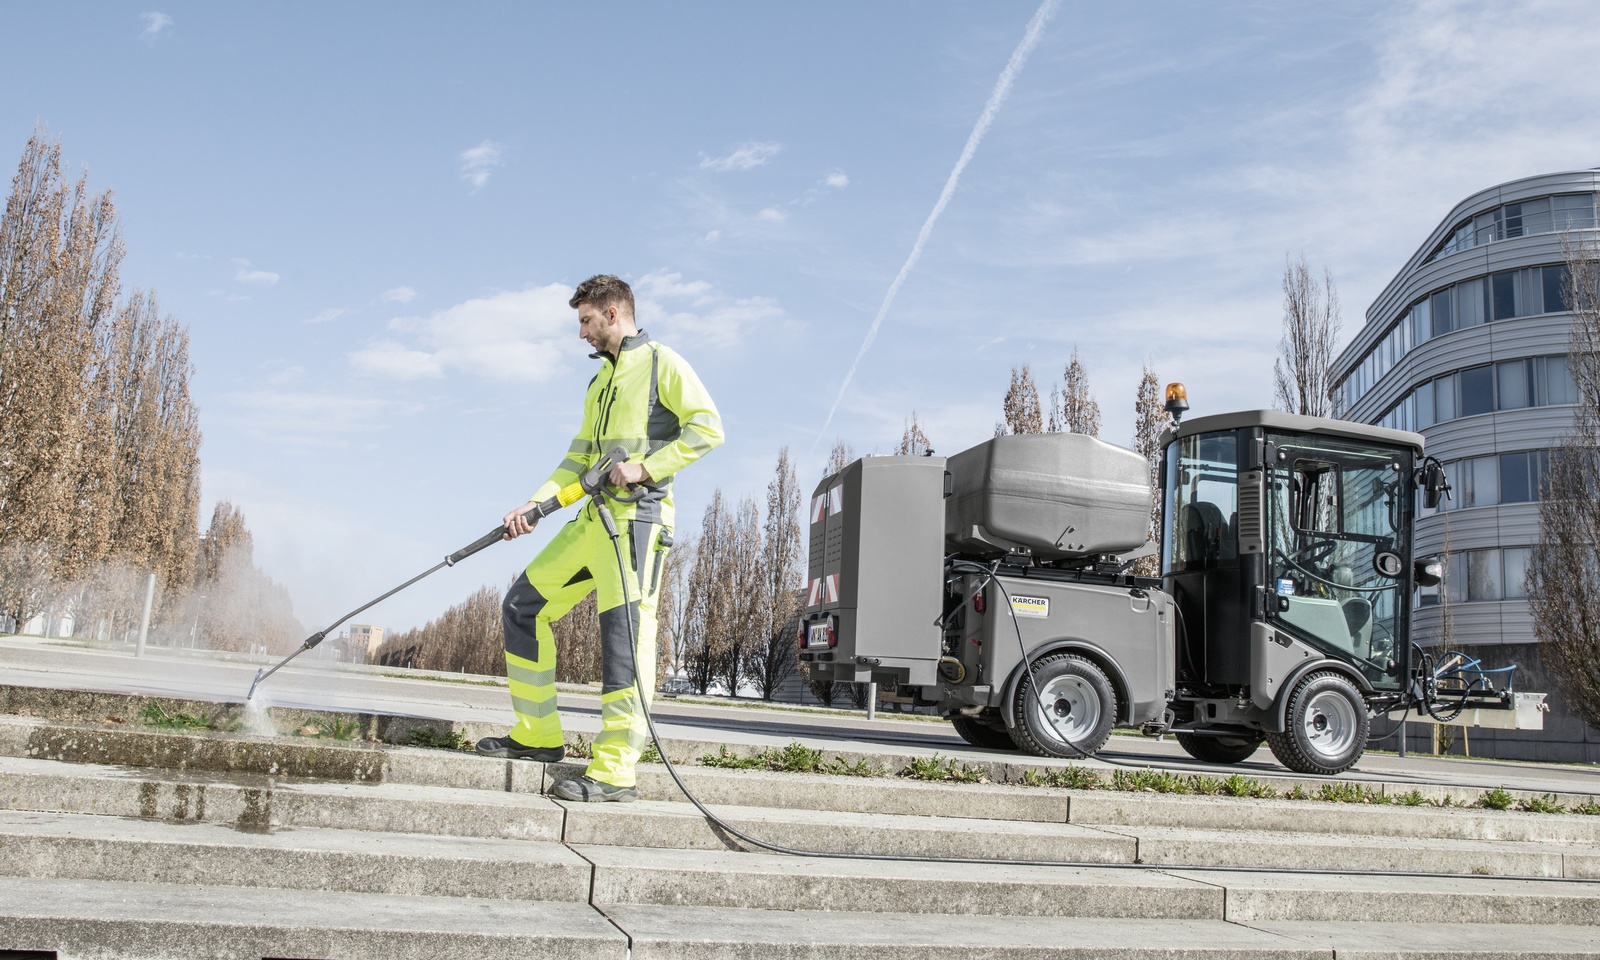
[950, 715, 1018, 751]
[1174, 731, 1263, 765]
[1010, 653, 1117, 759]
[1266, 671, 1369, 776]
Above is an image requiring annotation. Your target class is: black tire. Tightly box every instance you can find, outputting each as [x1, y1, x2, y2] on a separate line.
[950, 715, 1018, 751]
[1174, 731, 1263, 765]
[1009, 653, 1117, 759]
[1266, 671, 1370, 776]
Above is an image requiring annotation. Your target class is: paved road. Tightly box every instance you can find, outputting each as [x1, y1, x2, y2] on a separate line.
[3, 634, 1595, 796]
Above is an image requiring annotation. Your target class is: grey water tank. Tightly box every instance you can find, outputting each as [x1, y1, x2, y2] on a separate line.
[945, 433, 1152, 561]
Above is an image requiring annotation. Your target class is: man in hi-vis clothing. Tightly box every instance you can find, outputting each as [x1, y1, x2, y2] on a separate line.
[477, 274, 723, 802]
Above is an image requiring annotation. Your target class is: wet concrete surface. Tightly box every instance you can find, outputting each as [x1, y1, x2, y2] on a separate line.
[2, 633, 1595, 796]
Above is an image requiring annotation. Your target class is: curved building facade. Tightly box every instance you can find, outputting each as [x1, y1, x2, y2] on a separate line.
[1331, 169, 1599, 761]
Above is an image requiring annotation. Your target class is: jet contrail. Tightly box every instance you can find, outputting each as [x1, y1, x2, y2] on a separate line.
[814, 0, 1060, 451]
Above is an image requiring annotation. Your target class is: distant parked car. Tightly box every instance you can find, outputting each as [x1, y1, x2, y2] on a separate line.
[658, 677, 696, 697]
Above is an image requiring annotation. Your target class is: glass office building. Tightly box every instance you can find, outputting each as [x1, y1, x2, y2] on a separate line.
[1330, 170, 1598, 761]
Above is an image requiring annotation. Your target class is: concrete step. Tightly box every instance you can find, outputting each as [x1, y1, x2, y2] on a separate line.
[581, 843, 1600, 923]
[1066, 789, 1600, 846]
[0, 809, 591, 902]
[607, 906, 1600, 959]
[578, 842, 1221, 918]
[0, 753, 563, 840]
[6, 748, 1595, 879]
[558, 797, 1136, 864]
[8, 876, 1598, 960]
[556, 793, 1600, 878]
[0, 875, 624, 960]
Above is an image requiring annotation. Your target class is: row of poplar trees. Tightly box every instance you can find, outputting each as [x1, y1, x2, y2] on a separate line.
[0, 131, 298, 652]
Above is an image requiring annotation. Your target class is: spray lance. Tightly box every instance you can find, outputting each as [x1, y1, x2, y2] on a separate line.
[245, 446, 639, 701]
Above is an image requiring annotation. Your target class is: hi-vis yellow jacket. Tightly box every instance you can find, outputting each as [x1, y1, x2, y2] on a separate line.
[532, 330, 723, 528]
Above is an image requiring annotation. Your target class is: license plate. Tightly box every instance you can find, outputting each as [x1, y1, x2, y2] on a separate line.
[806, 619, 834, 648]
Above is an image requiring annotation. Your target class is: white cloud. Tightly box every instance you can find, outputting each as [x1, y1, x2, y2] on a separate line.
[382, 286, 417, 304]
[634, 271, 784, 349]
[824, 171, 849, 189]
[306, 308, 344, 324]
[459, 140, 504, 192]
[699, 141, 782, 172]
[757, 207, 787, 224]
[349, 284, 576, 382]
[349, 341, 444, 380]
[231, 258, 278, 285]
[139, 11, 172, 40]
[702, 229, 721, 243]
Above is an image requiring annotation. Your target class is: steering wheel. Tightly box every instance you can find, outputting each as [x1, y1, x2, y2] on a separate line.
[1291, 537, 1337, 576]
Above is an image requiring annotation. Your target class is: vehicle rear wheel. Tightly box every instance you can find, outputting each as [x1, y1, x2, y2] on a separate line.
[950, 715, 1018, 751]
[1174, 731, 1263, 765]
[1010, 653, 1117, 759]
[1266, 671, 1369, 776]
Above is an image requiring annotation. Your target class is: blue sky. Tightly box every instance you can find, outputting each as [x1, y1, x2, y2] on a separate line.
[5, 2, 1599, 634]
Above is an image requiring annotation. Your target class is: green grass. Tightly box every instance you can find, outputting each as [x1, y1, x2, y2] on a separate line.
[898, 754, 990, 783]
[139, 702, 213, 730]
[1318, 782, 1389, 804]
[1394, 789, 1429, 806]
[1477, 786, 1515, 811]
[294, 715, 363, 740]
[1520, 793, 1566, 814]
[1574, 799, 1600, 816]
[406, 728, 472, 751]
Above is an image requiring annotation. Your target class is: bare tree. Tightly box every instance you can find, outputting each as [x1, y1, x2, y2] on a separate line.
[748, 448, 803, 699]
[1528, 236, 1600, 730]
[1048, 347, 1102, 436]
[896, 413, 934, 456]
[997, 363, 1043, 436]
[682, 491, 730, 695]
[377, 585, 504, 677]
[1130, 365, 1166, 577]
[0, 131, 202, 635]
[825, 439, 854, 478]
[0, 130, 123, 625]
[1274, 255, 1342, 418]
[718, 497, 768, 698]
[661, 534, 696, 678]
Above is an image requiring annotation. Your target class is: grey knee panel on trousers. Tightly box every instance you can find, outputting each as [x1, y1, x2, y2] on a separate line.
[599, 601, 642, 694]
[503, 573, 548, 663]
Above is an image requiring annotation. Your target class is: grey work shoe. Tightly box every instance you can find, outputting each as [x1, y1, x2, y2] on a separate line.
[474, 736, 565, 763]
[550, 775, 637, 803]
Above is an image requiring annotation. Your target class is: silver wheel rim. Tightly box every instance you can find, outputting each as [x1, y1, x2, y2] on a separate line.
[1032, 673, 1101, 744]
[1302, 689, 1358, 761]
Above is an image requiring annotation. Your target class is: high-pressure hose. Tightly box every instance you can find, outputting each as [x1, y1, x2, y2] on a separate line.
[593, 494, 1592, 884]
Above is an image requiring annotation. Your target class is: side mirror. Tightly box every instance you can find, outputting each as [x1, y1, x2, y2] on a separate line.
[1413, 556, 1443, 588]
[1420, 459, 1450, 510]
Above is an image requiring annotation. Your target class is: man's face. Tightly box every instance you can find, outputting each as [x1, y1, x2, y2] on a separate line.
[577, 302, 620, 354]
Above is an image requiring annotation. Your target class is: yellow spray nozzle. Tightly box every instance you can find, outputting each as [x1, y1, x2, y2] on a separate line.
[556, 481, 586, 507]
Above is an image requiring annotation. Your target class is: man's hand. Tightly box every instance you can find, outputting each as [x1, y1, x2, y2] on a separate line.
[609, 460, 651, 488]
[503, 502, 540, 540]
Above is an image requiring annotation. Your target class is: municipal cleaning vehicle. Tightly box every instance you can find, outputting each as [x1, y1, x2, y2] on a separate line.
[800, 388, 1546, 776]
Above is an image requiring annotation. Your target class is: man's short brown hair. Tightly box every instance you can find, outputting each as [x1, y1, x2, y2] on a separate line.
[569, 274, 634, 318]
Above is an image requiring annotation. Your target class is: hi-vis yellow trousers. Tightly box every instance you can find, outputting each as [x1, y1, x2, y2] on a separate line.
[502, 508, 669, 787]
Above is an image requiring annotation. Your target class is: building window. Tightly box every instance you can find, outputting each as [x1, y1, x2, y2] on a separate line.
[1430, 192, 1597, 262]
[1334, 253, 1585, 413]
[1417, 546, 1535, 606]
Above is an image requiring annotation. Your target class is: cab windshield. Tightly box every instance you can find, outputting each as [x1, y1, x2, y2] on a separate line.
[1266, 432, 1410, 690]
